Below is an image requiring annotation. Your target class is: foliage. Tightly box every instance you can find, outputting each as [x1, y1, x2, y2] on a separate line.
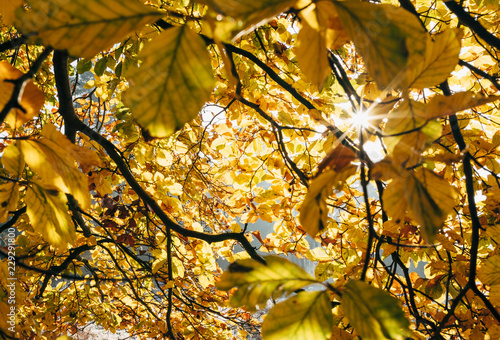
[0, 0, 500, 339]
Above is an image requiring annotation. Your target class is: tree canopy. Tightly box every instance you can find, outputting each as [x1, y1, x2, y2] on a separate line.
[0, 0, 500, 339]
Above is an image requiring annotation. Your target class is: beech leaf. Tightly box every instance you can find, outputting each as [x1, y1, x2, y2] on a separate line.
[200, 0, 296, 40]
[405, 28, 462, 89]
[342, 280, 412, 340]
[123, 26, 215, 138]
[15, 0, 162, 59]
[299, 166, 356, 237]
[216, 255, 317, 311]
[296, 1, 348, 88]
[426, 92, 500, 119]
[0, 183, 19, 224]
[478, 254, 500, 286]
[262, 290, 333, 340]
[25, 182, 75, 249]
[19, 124, 91, 209]
[333, 1, 427, 90]
[0, 61, 45, 128]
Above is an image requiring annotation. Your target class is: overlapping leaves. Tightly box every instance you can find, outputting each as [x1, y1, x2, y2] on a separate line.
[217, 255, 318, 310]
[123, 26, 215, 138]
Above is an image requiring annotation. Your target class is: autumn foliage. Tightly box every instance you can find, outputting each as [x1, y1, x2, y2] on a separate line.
[0, 0, 500, 339]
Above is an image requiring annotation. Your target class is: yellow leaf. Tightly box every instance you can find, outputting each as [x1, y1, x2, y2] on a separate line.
[296, 1, 348, 88]
[152, 249, 167, 274]
[0, 0, 22, 25]
[342, 280, 412, 340]
[333, 1, 427, 90]
[0, 61, 45, 128]
[200, 0, 295, 40]
[382, 177, 408, 226]
[262, 290, 333, 340]
[426, 92, 500, 120]
[25, 182, 75, 249]
[19, 124, 91, 209]
[0, 183, 19, 224]
[123, 26, 215, 138]
[299, 166, 356, 237]
[390, 168, 458, 242]
[42, 124, 101, 168]
[15, 0, 162, 59]
[405, 28, 462, 89]
[478, 254, 500, 286]
[84, 235, 96, 247]
[172, 257, 185, 278]
[1, 143, 25, 176]
[216, 255, 317, 311]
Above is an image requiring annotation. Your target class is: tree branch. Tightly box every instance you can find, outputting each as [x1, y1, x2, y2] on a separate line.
[51, 50, 266, 264]
[444, 1, 500, 50]
[0, 48, 52, 125]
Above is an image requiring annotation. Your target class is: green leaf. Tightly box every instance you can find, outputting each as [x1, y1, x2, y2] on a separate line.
[216, 255, 318, 311]
[19, 124, 91, 209]
[15, 0, 162, 58]
[25, 182, 75, 250]
[123, 26, 215, 138]
[262, 290, 333, 340]
[0, 183, 19, 224]
[405, 28, 462, 89]
[333, 1, 427, 90]
[77, 59, 92, 74]
[299, 166, 356, 237]
[94, 56, 108, 76]
[342, 280, 411, 340]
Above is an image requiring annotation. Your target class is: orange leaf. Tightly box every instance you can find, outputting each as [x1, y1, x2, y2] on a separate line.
[0, 61, 45, 128]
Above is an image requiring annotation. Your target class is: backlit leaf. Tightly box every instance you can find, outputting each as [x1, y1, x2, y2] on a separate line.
[478, 254, 500, 286]
[200, 0, 295, 40]
[342, 280, 411, 340]
[405, 169, 457, 242]
[296, 1, 348, 88]
[1, 143, 25, 176]
[384, 168, 458, 242]
[25, 182, 75, 249]
[333, 1, 427, 90]
[426, 92, 500, 119]
[0, 183, 19, 224]
[216, 255, 317, 311]
[15, 0, 162, 59]
[405, 28, 462, 89]
[299, 166, 356, 237]
[262, 290, 333, 340]
[19, 124, 91, 209]
[0, 61, 45, 128]
[123, 26, 215, 138]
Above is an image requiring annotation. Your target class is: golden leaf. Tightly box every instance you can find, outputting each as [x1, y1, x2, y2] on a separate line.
[19, 124, 91, 209]
[25, 182, 75, 249]
[15, 0, 162, 58]
[0, 61, 45, 128]
[123, 26, 215, 138]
